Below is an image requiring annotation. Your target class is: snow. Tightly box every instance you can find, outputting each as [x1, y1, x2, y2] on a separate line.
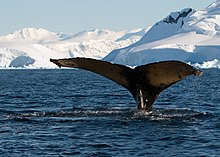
[0, 28, 67, 43]
[135, 8, 194, 45]
[0, 43, 68, 68]
[104, 1, 220, 68]
[9, 56, 35, 68]
[193, 59, 220, 68]
[180, 4, 220, 36]
[1, 1, 220, 69]
[0, 28, 144, 68]
[116, 27, 150, 42]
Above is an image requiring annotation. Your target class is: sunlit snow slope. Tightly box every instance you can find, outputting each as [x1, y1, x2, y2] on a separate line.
[0, 28, 147, 68]
[1, 1, 220, 68]
[104, 1, 220, 68]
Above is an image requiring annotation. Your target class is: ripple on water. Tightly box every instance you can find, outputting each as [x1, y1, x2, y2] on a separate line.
[0, 69, 219, 156]
[2, 107, 211, 124]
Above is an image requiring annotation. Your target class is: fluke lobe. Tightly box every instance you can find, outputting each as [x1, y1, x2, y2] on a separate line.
[50, 58, 202, 112]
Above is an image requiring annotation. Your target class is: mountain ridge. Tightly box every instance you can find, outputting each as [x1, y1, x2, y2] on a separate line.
[0, 27, 146, 68]
[1, 1, 220, 68]
[103, 1, 220, 68]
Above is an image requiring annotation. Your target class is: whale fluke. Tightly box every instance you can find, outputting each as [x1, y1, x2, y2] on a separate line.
[50, 58, 202, 111]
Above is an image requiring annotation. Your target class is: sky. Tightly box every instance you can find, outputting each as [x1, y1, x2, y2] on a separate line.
[0, 0, 215, 35]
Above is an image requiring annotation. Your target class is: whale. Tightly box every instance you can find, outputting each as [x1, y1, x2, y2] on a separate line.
[50, 58, 202, 111]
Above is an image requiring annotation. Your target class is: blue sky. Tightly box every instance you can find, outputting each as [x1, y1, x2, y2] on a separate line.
[0, 0, 215, 35]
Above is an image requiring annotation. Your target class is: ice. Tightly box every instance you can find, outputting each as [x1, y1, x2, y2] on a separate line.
[193, 59, 220, 68]
[9, 56, 35, 68]
[104, 2, 220, 68]
[1, 1, 220, 69]
[0, 28, 143, 68]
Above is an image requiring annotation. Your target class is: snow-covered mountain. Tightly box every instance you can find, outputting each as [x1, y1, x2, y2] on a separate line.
[0, 28, 67, 43]
[0, 27, 148, 68]
[104, 0, 220, 68]
[1, 1, 220, 68]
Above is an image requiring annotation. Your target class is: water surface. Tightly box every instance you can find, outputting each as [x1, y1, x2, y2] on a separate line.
[0, 69, 219, 156]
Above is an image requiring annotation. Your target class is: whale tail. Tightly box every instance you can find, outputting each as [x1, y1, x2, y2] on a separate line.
[50, 58, 202, 111]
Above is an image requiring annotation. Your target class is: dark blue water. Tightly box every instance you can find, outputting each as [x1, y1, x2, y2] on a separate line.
[0, 69, 219, 157]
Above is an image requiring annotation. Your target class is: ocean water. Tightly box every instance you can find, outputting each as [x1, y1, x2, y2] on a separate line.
[0, 69, 219, 157]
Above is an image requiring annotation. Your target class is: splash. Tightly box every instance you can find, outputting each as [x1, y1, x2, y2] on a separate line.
[3, 108, 209, 122]
[132, 108, 208, 121]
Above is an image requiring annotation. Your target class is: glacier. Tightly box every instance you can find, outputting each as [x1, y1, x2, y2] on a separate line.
[104, 1, 220, 68]
[0, 28, 147, 68]
[1, 1, 220, 68]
